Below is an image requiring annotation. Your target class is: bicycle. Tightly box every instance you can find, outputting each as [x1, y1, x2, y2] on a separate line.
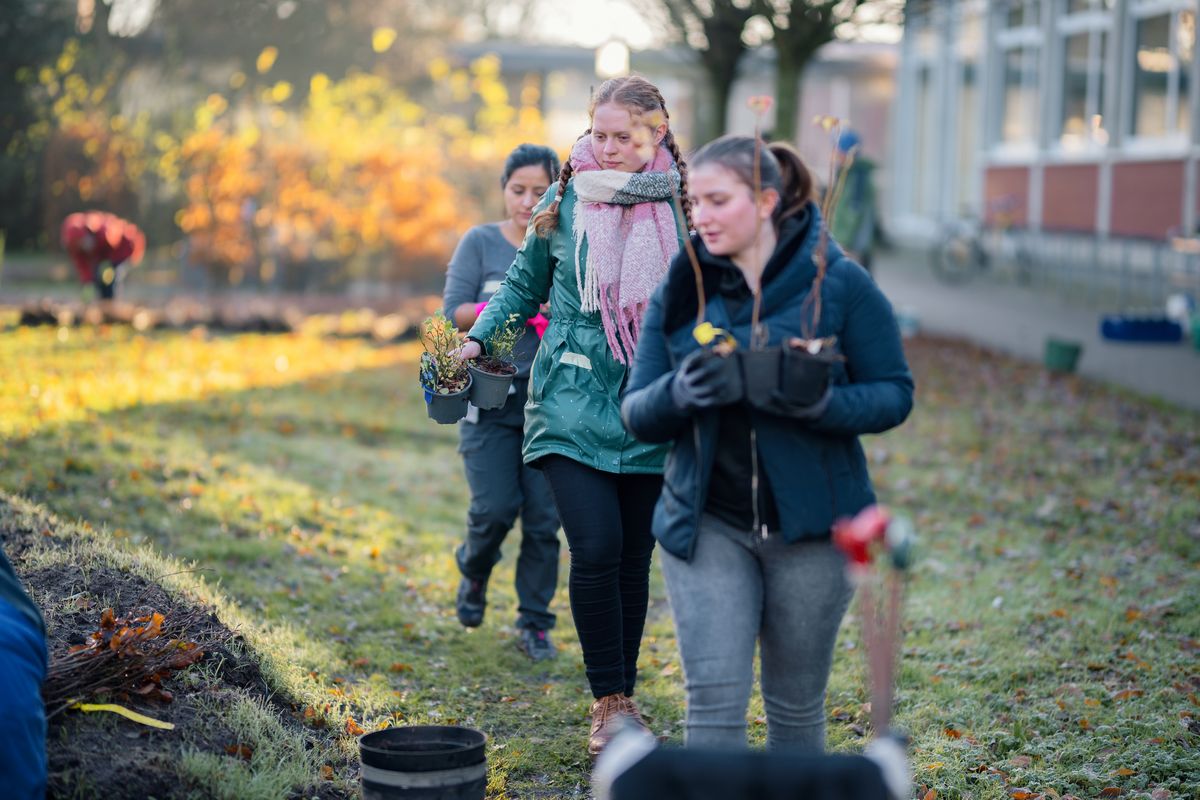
[930, 194, 1034, 286]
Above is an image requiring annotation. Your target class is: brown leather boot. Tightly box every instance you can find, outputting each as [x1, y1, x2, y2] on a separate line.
[617, 695, 650, 734]
[588, 693, 626, 758]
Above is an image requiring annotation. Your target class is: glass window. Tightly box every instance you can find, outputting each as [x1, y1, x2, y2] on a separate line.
[1133, 13, 1172, 137]
[1001, 47, 1039, 143]
[956, 62, 980, 215]
[1178, 9, 1195, 134]
[1006, 0, 1041, 28]
[914, 66, 932, 215]
[1066, 0, 1112, 12]
[1061, 32, 1090, 139]
[1058, 24, 1109, 148]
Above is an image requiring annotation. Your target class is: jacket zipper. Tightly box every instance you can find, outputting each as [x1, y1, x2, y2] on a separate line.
[750, 425, 767, 539]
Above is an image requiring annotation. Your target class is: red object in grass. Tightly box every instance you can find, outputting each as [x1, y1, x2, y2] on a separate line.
[60, 211, 146, 284]
[832, 505, 891, 568]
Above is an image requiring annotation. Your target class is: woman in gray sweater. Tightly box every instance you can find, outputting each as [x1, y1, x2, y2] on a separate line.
[442, 144, 562, 661]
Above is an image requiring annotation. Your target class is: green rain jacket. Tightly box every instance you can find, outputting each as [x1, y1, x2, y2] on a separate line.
[468, 182, 685, 474]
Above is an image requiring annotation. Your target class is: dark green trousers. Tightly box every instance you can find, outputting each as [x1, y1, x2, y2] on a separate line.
[457, 379, 561, 630]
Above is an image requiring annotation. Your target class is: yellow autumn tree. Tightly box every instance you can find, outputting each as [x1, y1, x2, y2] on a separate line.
[28, 40, 152, 241]
[171, 51, 546, 287]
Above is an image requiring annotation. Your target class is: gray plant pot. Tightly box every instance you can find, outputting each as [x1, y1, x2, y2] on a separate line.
[424, 376, 472, 424]
[467, 362, 516, 410]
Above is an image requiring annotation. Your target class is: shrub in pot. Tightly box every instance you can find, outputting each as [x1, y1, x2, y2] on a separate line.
[419, 312, 472, 424]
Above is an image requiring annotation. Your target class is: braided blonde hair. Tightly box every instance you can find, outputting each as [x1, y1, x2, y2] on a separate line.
[532, 75, 692, 238]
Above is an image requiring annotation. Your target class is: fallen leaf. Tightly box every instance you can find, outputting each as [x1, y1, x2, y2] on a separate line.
[922, 790, 937, 800]
[389, 663, 411, 672]
[320, 765, 334, 780]
[944, 726, 962, 739]
[345, 718, 366, 735]
[224, 743, 253, 761]
[1113, 768, 1135, 776]
[1098, 789, 1122, 798]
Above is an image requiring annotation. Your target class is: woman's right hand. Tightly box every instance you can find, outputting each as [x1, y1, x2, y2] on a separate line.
[454, 340, 482, 361]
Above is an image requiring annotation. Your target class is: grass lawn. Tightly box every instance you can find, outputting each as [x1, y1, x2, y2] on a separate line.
[1, 321, 1197, 799]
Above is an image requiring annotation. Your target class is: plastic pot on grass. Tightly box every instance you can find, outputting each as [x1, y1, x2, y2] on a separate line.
[1044, 337, 1083, 374]
[360, 725, 487, 799]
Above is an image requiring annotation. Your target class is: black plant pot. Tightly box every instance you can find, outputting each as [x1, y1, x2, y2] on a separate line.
[738, 347, 781, 408]
[780, 345, 836, 407]
[468, 362, 516, 410]
[359, 725, 487, 800]
[424, 375, 472, 424]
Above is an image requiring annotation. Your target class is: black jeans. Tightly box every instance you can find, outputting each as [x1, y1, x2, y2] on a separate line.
[537, 454, 662, 699]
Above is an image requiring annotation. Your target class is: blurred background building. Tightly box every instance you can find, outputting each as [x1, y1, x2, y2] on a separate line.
[894, 0, 1197, 245]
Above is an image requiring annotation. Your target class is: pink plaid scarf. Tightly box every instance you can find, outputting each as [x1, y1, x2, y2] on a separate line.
[569, 136, 681, 364]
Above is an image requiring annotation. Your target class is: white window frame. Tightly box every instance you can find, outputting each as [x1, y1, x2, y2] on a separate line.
[1123, 0, 1195, 155]
[1051, 2, 1114, 158]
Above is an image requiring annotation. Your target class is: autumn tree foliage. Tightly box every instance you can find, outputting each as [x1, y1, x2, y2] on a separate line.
[28, 35, 547, 289]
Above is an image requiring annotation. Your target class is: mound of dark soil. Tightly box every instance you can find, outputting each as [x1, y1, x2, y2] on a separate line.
[0, 496, 352, 799]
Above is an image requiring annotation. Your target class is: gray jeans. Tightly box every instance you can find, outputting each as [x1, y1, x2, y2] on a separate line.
[660, 513, 853, 751]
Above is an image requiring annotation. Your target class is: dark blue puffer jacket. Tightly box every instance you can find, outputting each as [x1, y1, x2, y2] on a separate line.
[621, 202, 914, 560]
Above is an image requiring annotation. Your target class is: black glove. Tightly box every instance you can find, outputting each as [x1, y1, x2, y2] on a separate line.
[670, 350, 744, 411]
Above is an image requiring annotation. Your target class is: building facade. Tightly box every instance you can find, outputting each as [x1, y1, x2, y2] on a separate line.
[454, 39, 897, 219]
[893, 0, 1198, 245]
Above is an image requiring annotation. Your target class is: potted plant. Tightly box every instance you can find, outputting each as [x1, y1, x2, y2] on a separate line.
[419, 312, 472, 424]
[468, 313, 523, 410]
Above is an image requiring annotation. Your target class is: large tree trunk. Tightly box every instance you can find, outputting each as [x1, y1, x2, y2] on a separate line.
[773, 47, 807, 143]
[701, 61, 738, 143]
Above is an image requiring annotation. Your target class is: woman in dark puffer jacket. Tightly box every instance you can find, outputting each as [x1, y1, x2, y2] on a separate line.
[621, 135, 913, 751]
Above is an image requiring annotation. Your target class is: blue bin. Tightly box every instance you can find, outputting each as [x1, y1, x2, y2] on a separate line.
[1099, 315, 1183, 343]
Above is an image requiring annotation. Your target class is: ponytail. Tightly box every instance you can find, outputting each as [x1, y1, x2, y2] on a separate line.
[767, 142, 814, 223]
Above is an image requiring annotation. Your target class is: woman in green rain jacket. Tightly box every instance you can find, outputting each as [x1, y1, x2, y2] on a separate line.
[456, 75, 690, 758]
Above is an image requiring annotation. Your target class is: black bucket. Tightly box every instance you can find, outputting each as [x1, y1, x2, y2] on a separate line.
[360, 725, 488, 799]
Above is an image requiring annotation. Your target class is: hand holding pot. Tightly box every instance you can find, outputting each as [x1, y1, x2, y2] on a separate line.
[671, 350, 744, 411]
[455, 340, 483, 361]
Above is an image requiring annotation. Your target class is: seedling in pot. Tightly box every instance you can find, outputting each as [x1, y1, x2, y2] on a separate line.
[467, 313, 523, 410]
[474, 313, 523, 376]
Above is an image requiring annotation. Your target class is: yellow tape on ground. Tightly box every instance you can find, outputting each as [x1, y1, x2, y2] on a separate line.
[72, 702, 175, 730]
